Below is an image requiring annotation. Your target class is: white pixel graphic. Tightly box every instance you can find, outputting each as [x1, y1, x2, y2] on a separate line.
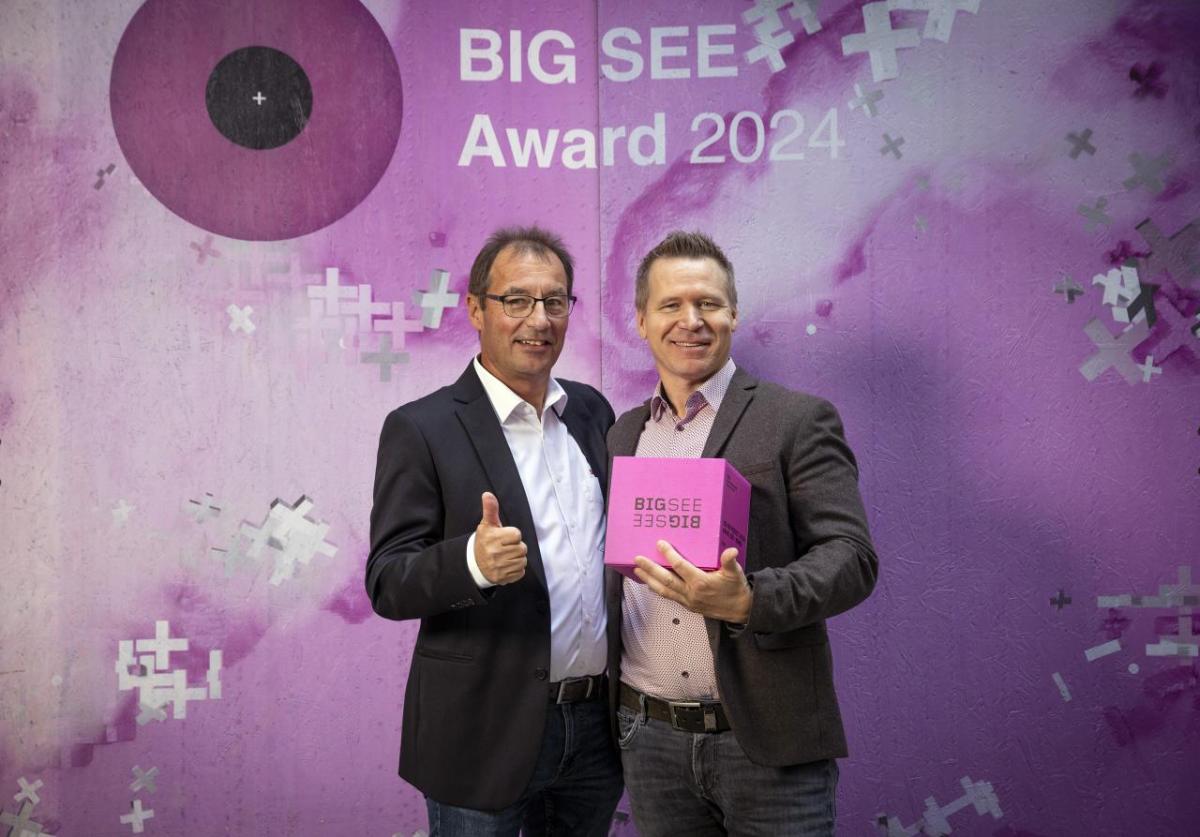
[413, 268, 460, 328]
[226, 304, 256, 334]
[743, 0, 822, 73]
[239, 495, 338, 585]
[1098, 566, 1199, 663]
[874, 775, 1002, 835]
[115, 620, 223, 723]
[842, 2, 920, 82]
[1091, 264, 1143, 323]
[887, 0, 981, 43]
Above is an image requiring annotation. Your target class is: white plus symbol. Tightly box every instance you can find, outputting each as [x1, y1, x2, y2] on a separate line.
[252, 91, 266, 106]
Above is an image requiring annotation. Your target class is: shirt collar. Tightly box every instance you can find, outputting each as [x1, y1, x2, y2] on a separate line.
[473, 356, 567, 422]
[650, 357, 737, 423]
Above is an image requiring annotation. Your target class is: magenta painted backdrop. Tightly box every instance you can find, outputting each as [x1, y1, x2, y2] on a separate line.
[1, 1, 1197, 834]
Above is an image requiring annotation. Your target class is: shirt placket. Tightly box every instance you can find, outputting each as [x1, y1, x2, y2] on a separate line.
[539, 410, 588, 667]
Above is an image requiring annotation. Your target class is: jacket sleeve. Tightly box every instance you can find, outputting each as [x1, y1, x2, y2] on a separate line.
[365, 408, 490, 620]
[745, 398, 879, 634]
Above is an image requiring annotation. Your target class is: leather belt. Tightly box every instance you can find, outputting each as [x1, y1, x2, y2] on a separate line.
[620, 682, 731, 733]
[550, 673, 606, 704]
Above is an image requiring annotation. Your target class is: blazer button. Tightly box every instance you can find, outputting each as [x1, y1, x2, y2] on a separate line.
[534, 668, 548, 681]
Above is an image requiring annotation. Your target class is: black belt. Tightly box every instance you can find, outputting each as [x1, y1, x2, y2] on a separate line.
[550, 674, 606, 704]
[620, 682, 731, 733]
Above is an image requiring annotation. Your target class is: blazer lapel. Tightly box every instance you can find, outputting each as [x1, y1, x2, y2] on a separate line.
[453, 364, 548, 592]
[701, 369, 757, 458]
[610, 403, 650, 457]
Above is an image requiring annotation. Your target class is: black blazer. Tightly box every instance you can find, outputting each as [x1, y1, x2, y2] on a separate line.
[366, 362, 615, 810]
[605, 367, 878, 766]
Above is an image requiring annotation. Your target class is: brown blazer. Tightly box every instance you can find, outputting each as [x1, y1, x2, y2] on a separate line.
[605, 366, 878, 766]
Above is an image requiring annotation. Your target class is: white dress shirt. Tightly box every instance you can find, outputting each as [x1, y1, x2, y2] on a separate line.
[465, 357, 608, 681]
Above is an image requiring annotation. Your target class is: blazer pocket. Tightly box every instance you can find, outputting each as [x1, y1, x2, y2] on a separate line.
[736, 461, 775, 478]
[752, 623, 827, 650]
[414, 646, 475, 664]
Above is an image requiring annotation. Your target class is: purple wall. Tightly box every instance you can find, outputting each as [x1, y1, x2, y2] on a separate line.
[1, 1, 1197, 834]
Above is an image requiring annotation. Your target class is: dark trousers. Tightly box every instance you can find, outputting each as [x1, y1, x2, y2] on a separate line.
[617, 703, 838, 836]
[426, 698, 623, 836]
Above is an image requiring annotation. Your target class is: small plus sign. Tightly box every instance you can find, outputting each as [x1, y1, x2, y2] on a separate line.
[189, 235, 220, 264]
[1066, 129, 1096, 159]
[413, 268, 461, 328]
[880, 133, 905, 159]
[1050, 590, 1072, 610]
[252, 91, 266, 105]
[360, 333, 410, 381]
[1137, 355, 1162, 383]
[94, 163, 116, 190]
[1054, 276, 1084, 303]
[848, 82, 883, 117]
[120, 798, 155, 833]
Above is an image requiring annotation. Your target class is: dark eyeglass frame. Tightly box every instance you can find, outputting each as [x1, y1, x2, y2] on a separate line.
[481, 293, 577, 318]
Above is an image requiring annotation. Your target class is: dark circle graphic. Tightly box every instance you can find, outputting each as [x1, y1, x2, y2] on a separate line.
[110, 0, 403, 241]
[205, 46, 313, 151]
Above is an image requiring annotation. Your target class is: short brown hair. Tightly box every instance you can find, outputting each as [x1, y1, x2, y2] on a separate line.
[468, 226, 574, 301]
[635, 231, 736, 311]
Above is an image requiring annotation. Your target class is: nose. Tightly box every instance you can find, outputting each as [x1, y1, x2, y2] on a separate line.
[680, 303, 703, 329]
[524, 298, 551, 327]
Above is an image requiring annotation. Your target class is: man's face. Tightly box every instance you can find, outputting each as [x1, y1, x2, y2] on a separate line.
[636, 256, 738, 392]
[467, 245, 570, 392]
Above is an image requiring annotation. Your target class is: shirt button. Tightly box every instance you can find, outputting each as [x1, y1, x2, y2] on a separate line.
[534, 668, 548, 681]
[672, 618, 681, 625]
[681, 671, 689, 678]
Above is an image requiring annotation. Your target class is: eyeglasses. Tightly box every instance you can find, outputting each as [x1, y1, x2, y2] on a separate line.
[482, 293, 576, 319]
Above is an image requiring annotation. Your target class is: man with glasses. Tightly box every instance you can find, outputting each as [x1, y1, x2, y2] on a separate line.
[366, 227, 621, 835]
[606, 231, 879, 836]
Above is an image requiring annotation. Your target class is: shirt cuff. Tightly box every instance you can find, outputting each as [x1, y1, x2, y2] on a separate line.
[466, 532, 496, 590]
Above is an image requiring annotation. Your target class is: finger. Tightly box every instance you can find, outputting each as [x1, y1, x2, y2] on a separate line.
[494, 526, 524, 546]
[657, 541, 702, 580]
[492, 543, 528, 563]
[634, 555, 682, 590]
[480, 492, 502, 528]
[718, 548, 742, 575]
[634, 563, 685, 605]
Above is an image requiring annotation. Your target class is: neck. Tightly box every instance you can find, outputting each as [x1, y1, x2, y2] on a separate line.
[479, 356, 549, 416]
[660, 378, 701, 417]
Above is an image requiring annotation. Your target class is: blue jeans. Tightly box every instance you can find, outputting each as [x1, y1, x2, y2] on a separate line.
[616, 703, 838, 836]
[425, 698, 623, 836]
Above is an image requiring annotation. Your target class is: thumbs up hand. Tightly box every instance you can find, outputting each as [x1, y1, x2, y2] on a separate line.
[474, 492, 528, 585]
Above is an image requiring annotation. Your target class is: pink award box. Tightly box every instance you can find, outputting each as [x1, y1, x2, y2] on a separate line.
[604, 456, 751, 581]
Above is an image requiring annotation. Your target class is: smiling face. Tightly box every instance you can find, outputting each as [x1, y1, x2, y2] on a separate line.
[467, 244, 569, 404]
[636, 256, 738, 405]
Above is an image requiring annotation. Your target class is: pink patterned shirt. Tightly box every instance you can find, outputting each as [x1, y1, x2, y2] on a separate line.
[620, 358, 737, 700]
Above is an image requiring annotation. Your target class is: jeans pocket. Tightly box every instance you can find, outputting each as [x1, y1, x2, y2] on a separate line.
[616, 706, 643, 749]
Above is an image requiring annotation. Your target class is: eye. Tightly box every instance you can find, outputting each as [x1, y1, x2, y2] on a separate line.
[699, 300, 722, 311]
[659, 301, 680, 311]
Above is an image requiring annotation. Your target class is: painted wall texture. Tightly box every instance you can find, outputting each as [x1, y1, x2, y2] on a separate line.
[1, 0, 1198, 834]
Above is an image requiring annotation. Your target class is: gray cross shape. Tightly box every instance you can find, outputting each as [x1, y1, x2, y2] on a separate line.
[1123, 152, 1170, 195]
[1065, 129, 1096, 159]
[361, 334, 411, 382]
[1079, 319, 1149, 384]
[848, 82, 883, 117]
[880, 133, 905, 159]
[130, 766, 158, 794]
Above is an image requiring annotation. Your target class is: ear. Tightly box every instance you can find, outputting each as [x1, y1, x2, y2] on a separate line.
[729, 306, 738, 333]
[466, 294, 484, 334]
[636, 307, 647, 340]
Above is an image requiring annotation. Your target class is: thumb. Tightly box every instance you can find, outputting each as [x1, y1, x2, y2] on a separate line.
[720, 548, 741, 574]
[480, 492, 502, 527]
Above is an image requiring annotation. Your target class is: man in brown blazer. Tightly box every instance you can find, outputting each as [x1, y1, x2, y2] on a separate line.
[606, 231, 879, 836]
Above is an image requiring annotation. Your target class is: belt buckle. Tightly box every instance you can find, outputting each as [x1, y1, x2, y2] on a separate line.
[668, 700, 719, 732]
[556, 676, 594, 704]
